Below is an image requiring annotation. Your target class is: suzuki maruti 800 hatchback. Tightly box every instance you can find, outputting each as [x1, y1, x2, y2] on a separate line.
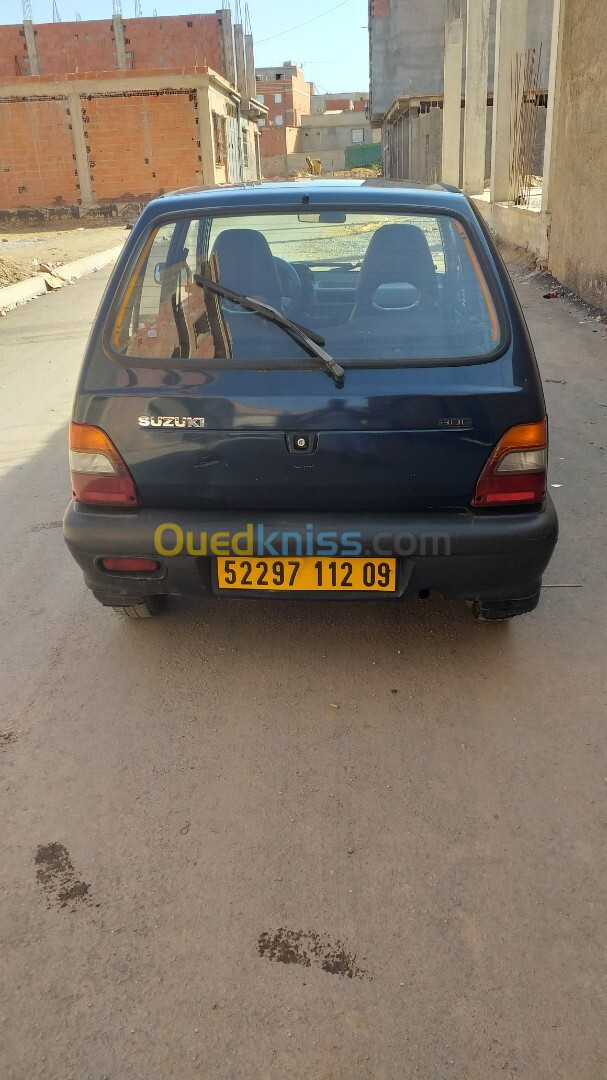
[63, 180, 558, 619]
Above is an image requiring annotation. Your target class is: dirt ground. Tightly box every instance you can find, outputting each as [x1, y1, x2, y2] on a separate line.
[0, 222, 128, 285]
[331, 167, 381, 178]
[0, 250, 606, 1080]
[266, 167, 380, 182]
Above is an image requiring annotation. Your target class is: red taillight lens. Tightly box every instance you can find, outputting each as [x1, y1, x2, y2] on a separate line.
[69, 422, 140, 507]
[473, 419, 547, 507]
[101, 557, 159, 572]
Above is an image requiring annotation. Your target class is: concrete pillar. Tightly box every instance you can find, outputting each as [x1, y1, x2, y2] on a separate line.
[221, 8, 236, 87]
[23, 21, 40, 76]
[196, 85, 217, 186]
[401, 114, 410, 179]
[233, 22, 247, 103]
[442, 13, 463, 186]
[67, 92, 93, 206]
[409, 107, 421, 181]
[463, 0, 490, 195]
[490, 0, 528, 202]
[429, 107, 443, 182]
[112, 15, 128, 71]
[420, 112, 430, 180]
[244, 34, 256, 104]
[541, 0, 564, 216]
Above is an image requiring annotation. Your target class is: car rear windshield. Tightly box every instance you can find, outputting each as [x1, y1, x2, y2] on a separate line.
[110, 210, 503, 366]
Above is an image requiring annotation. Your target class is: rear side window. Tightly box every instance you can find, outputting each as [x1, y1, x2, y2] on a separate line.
[110, 210, 502, 366]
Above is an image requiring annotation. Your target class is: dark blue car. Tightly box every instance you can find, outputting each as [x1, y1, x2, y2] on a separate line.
[63, 179, 558, 619]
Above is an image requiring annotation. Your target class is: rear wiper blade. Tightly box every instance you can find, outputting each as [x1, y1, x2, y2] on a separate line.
[194, 274, 345, 386]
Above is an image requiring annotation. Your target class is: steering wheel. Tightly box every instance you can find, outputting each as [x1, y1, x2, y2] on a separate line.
[274, 257, 302, 310]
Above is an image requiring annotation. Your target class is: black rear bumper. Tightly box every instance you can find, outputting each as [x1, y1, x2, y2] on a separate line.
[63, 499, 558, 606]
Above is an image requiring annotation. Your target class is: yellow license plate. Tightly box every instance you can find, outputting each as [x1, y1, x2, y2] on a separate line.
[216, 557, 397, 592]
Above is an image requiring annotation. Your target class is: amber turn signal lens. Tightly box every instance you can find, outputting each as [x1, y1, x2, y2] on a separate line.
[69, 422, 140, 507]
[473, 419, 548, 507]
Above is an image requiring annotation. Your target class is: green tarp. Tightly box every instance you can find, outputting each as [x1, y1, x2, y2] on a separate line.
[344, 143, 382, 169]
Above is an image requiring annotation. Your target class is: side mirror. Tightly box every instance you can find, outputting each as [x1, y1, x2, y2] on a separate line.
[154, 262, 189, 287]
[373, 282, 420, 310]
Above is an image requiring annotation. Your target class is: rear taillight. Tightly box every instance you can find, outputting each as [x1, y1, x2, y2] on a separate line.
[472, 419, 547, 507]
[69, 422, 140, 507]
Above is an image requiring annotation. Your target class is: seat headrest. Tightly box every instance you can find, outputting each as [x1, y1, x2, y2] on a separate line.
[355, 223, 438, 315]
[210, 228, 282, 309]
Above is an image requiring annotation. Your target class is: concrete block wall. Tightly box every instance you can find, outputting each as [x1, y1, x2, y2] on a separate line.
[548, 0, 607, 309]
[384, 99, 546, 186]
[261, 149, 347, 178]
[299, 112, 377, 153]
[370, 0, 554, 121]
[383, 113, 409, 178]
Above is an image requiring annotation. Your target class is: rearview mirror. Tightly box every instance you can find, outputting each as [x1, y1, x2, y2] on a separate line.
[297, 211, 347, 224]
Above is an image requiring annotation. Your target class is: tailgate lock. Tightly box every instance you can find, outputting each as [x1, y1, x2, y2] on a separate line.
[286, 433, 317, 454]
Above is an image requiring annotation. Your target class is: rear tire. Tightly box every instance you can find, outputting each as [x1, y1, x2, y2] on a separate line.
[112, 595, 168, 618]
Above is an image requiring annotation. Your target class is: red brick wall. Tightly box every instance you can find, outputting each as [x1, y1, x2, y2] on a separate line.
[0, 13, 226, 79]
[323, 96, 367, 112]
[257, 69, 312, 127]
[0, 25, 28, 77]
[257, 82, 294, 127]
[259, 125, 288, 156]
[32, 21, 119, 76]
[0, 98, 79, 208]
[84, 90, 201, 202]
[125, 15, 224, 73]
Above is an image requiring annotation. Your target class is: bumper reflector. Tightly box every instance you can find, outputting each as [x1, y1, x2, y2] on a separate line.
[101, 557, 160, 572]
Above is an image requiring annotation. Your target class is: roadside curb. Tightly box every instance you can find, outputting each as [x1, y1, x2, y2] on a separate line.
[0, 242, 124, 313]
[0, 276, 47, 309]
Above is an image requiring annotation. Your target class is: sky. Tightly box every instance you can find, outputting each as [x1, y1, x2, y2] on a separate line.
[3, 0, 370, 94]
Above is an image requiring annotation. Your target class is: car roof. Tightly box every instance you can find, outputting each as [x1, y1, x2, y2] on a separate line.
[136, 177, 468, 225]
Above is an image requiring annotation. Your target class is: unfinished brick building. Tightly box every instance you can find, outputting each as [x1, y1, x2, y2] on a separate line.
[0, 10, 265, 218]
[255, 61, 315, 153]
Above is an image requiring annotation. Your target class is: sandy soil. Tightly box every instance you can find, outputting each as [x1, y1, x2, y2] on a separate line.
[0, 222, 127, 285]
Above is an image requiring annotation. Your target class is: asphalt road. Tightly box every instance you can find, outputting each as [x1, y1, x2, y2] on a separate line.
[0, 260, 606, 1080]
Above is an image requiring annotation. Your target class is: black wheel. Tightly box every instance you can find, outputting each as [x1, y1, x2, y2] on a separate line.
[112, 595, 168, 619]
